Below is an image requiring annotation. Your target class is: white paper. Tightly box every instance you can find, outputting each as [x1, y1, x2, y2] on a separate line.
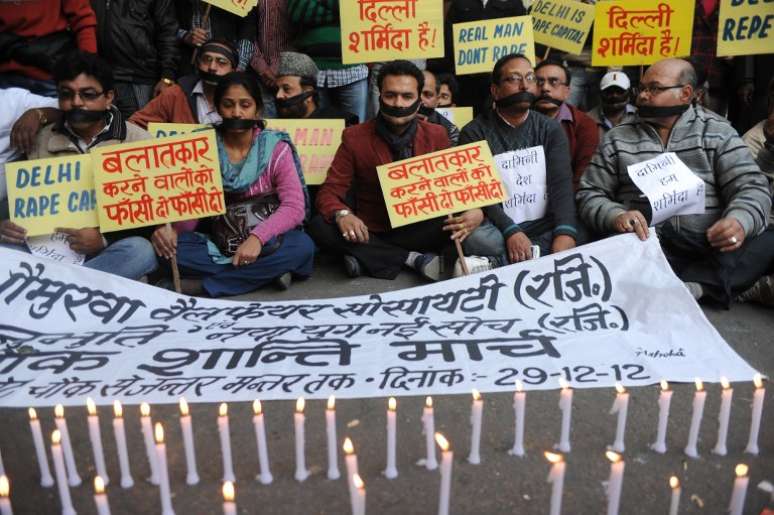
[26, 232, 85, 265]
[494, 146, 548, 225]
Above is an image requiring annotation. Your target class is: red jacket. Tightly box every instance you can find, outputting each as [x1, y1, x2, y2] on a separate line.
[129, 76, 199, 128]
[559, 103, 600, 191]
[316, 119, 451, 232]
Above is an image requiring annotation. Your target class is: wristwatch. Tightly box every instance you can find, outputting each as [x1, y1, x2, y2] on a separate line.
[334, 209, 351, 221]
[162, 78, 175, 86]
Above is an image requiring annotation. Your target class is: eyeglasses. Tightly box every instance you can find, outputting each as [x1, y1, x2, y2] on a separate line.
[501, 73, 536, 85]
[635, 84, 685, 96]
[57, 88, 105, 102]
[536, 77, 568, 88]
[199, 55, 231, 66]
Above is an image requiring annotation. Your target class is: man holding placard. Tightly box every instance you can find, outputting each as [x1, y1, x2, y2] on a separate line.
[577, 58, 774, 306]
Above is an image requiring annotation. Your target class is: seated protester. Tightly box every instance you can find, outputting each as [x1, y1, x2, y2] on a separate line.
[458, 54, 578, 274]
[309, 60, 479, 281]
[577, 58, 774, 307]
[275, 52, 358, 125]
[0, 51, 157, 281]
[586, 71, 637, 142]
[437, 72, 459, 108]
[129, 39, 237, 128]
[418, 70, 460, 145]
[151, 72, 314, 297]
[533, 59, 599, 191]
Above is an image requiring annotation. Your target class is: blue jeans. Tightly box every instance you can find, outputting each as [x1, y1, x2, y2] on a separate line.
[174, 230, 315, 297]
[463, 221, 556, 265]
[318, 77, 368, 123]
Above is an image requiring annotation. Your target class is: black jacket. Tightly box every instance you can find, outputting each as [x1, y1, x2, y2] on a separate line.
[91, 0, 180, 84]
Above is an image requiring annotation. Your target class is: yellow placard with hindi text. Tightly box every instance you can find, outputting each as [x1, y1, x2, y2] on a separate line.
[453, 16, 536, 76]
[200, 0, 258, 17]
[436, 107, 474, 130]
[531, 0, 596, 55]
[591, 1, 694, 66]
[716, 0, 774, 57]
[377, 140, 504, 228]
[6, 155, 98, 237]
[92, 131, 225, 232]
[148, 122, 209, 139]
[265, 119, 345, 185]
[340, 0, 444, 64]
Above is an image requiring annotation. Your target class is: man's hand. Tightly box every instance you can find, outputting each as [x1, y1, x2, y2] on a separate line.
[10, 109, 44, 155]
[184, 28, 208, 47]
[613, 210, 649, 240]
[151, 225, 178, 259]
[443, 209, 484, 242]
[0, 220, 27, 245]
[233, 234, 262, 266]
[506, 231, 532, 263]
[259, 69, 277, 89]
[57, 227, 106, 255]
[707, 217, 745, 252]
[551, 234, 576, 254]
[337, 213, 369, 243]
[153, 79, 174, 98]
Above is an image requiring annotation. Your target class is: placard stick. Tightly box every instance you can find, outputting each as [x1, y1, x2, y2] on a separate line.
[448, 214, 470, 276]
[543, 47, 551, 61]
[190, 4, 213, 64]
[167, 222, 182, 293]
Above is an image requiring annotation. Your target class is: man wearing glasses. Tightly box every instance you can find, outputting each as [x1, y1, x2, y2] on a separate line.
[577, 58, 773, 307]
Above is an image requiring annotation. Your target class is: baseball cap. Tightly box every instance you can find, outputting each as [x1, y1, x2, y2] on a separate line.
[600, 71, 631, 91]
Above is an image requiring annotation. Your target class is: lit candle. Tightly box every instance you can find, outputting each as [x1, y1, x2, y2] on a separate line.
[86, 398, 110, 485]
[668, 476, 680, 515]
[324, 396, 340, 480]
[555, 379, 573, 453]
[609, 383, 629, 453]
[684, 378, 707, 458]
[217, 403, 235, 482]
[154, 423, 175, 515]
[28, 408, 54, 487]
[112, 400, 133, 488]
[468, 390, 483, 464]
[384, 397, 398, 478]
[436, 433, 453, 515]
[352, 473, 366, 515]
[0, 475, 12, 515]
[139, 403, 159, 485]
[50, 430, 76, 515]
[0, 449, 3, 477]
[294, 397, 309, 482]
[252, 400, 273, 485]
[728, 463, 749, 515]
[712, 377, 733, 456]
[744, 374, 766, 455]
[422, 396, 438, 470]
[178, 397, 199, 485]
[510, 380, 526, 457]
[93, 475, 111, 515]
[651, 380, 673, 454]
[222, 480, 236, 515]
[343, 437, 359, 515]
[545, 452, 565, 515]
[53, 404, 81, 487]
[605, 451, 625, 515]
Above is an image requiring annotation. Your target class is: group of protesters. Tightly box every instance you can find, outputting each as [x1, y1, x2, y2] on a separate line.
[0, 0, 772, 308]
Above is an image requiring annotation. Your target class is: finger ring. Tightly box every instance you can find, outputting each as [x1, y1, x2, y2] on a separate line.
[730, 236, 738, 244]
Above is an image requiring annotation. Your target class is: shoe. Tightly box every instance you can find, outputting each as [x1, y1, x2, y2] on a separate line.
[343, 255, 362, 278]
[453, 255, 496, 277]
[736, 274, 774, 306]
[684, 281, 703, 300]
[274, 272, 292, 291]
[414, 253, 441, 281]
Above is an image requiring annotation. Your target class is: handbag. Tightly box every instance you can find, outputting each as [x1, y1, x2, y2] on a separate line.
[210, 194, 282, 257]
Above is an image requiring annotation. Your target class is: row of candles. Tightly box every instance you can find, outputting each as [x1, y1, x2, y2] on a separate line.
[0, 374, 766, 514]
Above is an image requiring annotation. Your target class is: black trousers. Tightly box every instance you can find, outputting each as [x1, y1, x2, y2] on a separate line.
[308, 215, 450, 279]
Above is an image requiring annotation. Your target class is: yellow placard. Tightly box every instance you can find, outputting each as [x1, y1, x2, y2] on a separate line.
[436, 107, 474, 129]
[6, 155, 98, 237]
[148, 122, 209, 139]
[531, 0, 596, 55]
[378, 140, 504, 228]
[92, 131, 225, 232]
[201, 0, 258, 17]
[265, 119, 345, 186]
[591, 1, 694, 66]
[453, 16, 536, 76]
[340, 0, 444, 64]
[716, 0, 774, 57]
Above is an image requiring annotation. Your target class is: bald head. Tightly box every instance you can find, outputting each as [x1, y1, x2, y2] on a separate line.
[645, 59, 697, 90]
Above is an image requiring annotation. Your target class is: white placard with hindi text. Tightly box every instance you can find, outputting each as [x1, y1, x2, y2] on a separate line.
[495, 146, 547, 225]
[26, 232, 85, 266]
[627, 153, 705, 225]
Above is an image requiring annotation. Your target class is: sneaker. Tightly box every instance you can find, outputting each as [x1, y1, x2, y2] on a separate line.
[413, 253, 441, 281]
[343, 255, 362, 278]
[736, 274, 774, 306]
[274, 272, 292, 291]
[453, 255, 496, 277]
[684, 281, 703, 300]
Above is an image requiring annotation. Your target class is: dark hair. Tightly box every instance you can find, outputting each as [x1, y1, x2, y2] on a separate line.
[214, 72, 264, 111]
[491, 53, 532, 85]
[422, 69, 440, 93]
[299, 76, 317, 89]
[535, 59, 572, 86]
[53, 51, 114, 92]
[437, 73, 459, 101]
[377, 60, 424, 95]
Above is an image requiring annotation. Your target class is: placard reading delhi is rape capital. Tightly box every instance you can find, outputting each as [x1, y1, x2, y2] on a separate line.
[716, 0, 774, 57]
[265, 119, 345, 185]
[453, 15, 536, 75]
[148, 122, 209, 139]
[377, 140, 504, 228]
[531, 0, 596, 55]
[92, 131, 225, 232]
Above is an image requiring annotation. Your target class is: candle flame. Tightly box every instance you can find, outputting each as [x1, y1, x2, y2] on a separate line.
[219, 402, 228, 417]
[559, 378, 570, 390]
[94, 475, 105, 494]
[605, 451, 621, 463]
[694, 378, 704, 391]
[388, 397, 397, 411]
[253, 399, 262, 415]
[113, 400, 123, 418]
[515, 379, 524, 392]
[720, 377, 731, 390]
[425, 396, 433, 408]
[343, 437, 354, 455]
[352, 473, 364, 490]
[327, 395, 336, 410]
[296, 397, 305, 413]
[87, 397, 97, 416]
[28, 407, 37, 421]
[472, 389, 481, 401]
[179, 397, 189, 416]
[435, 432, 449, 451]
[753, 373, 763, 389]
[140, 402, 150, 417]
[0, 476, 8, 498]
[735, 464, 748, 477]
[615, 382, 625, 394]
[154, 422, 164, 444]
[544, 451, 563, 463]
[52, 429, 61, 445]
[660, 379, 669, 391]
[669, 476, 679, 489]
[222, 481, 235, 502]
[54, 404, 64, 418]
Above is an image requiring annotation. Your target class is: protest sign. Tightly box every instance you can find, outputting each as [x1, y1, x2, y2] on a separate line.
[591, 1, 694, 67]
[340, 0, 444, 64]
[453, 15, 536, 75]
[531, 0, 596, 55]
[200, 0, 258, 17]
[148, 123, 209, 139]
[264, 119, 345, 185]
[0, 233, 758, 407]
[6, 155, 98, 237]
[92, 131, 225, 232]
[436, 107, 474, 129]
[627, 153, 705, 225]
[495, 146, 547, 224]
[377, 141, 504, 228]
[27, 232, 85, 266]
[716, 0, 774, 57]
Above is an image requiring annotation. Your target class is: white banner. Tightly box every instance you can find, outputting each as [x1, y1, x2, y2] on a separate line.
[26, 232, 85, 266]
[0, 234, 757, 407]
[495, 146, 548, 225]
[627, 152, 706, 225]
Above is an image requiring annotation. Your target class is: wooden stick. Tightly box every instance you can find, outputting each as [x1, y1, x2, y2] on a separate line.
[189, 4, 213, 65]
[448, 214, 469, 276]
[167, 223, 182, 293]
[543, 46, 551, 61]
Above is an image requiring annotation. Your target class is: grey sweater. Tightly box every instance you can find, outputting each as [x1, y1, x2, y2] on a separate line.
[577, 106, 771, 241]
